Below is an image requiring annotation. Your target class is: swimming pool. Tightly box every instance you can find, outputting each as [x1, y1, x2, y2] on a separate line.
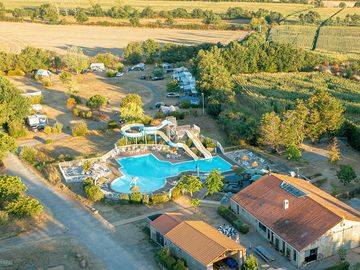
[110, 154, 232, 193]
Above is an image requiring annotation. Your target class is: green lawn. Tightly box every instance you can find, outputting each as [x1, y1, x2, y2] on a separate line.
[1, 0, 310, 15]
[234, 72, 360, 122]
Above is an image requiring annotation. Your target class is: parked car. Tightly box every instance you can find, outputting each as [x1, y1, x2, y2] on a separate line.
[166, 92, 180, 98]
[155, 102, 166, 109]
[139, 74, 148, 80]
[115, 72, 124, 77]
[151, 76, 164, 81]
[119, 118, 126, 125]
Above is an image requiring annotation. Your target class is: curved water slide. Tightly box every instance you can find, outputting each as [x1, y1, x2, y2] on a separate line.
[120, 120, 199, 160]
[185, 130, 212, 159]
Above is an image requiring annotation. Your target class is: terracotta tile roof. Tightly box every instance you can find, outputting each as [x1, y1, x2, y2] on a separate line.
[165, 221, 246, 266]
[231, 173, 360, 251]
[150, 213, 185, 235]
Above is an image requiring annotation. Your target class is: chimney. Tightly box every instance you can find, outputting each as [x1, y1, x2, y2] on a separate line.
[283, 199, 289, 210]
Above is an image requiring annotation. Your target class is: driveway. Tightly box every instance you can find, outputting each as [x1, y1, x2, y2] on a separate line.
[3, 154, 156, 270]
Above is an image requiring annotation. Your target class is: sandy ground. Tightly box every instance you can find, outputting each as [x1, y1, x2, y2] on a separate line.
[0, 22, 247, 55]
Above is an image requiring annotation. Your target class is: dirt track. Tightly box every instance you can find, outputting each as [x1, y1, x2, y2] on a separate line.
[0, 22, 248, 55]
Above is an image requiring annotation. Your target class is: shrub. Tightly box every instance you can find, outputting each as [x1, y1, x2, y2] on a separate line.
[82, 177, 94, 188]
[337, 165, 357, 185]
[106, 69, 117, 77]
[44, 126, 52, 135]
[86, 111, 92, 119]
[0, 211, 9, 225]
[130, 192, 142, 204]
[72, 108, 79, 116]
[325, 261, 350, 270]
[44, 138, 53, 144]
[178, 99, 191, 109]
[151, 192, 169, 204]
[42, 164, 60, 184]
[19, 147, 41, 166]
[52, 122, 63, 134]
[171, 187, 182, 200]
[72, 121, 88, 136]
[42, 80, 53, 87]
[7, 68, 25, 76]
[142, 194, 150, 205]
[8, 122, 28, 138]
[119, 193, 130, 205]
[67, 97, 77, 109]
[217, 206, 249, 234]
[107, 120, 119, 129]
[29, 95, 43, 104]
[84, 184, 104, 202]
[6, 196, 43, 218]
[70, 95, 82, 104]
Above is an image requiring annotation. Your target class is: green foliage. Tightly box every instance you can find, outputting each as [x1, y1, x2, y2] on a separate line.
[142, 39, 160, 64]
[167, 80, 181, 93]
[119, 193, 130, 205]
[60, 71, 73, 84]
[0, 76, 30, 126]
[0, 132, 17, 160]
[82, 160, 93, 173]
[52, 122, 63, 134]
[18, 47, 50, 73]
[84, 184, 104, 202]
[344, 120, 360, 151]
[156, 248, 188, 270]
[82, 177, 94, 188]
[75, 8, 88, 23]
[150, 192, 169, 204]
[178, 175, 202, 197]
[0, 176, 26, 206]
[286, 144, 302, 160]
[129, 16, 140, 27]
[241, 255, 259, 270]
[72, 121, 88, 137]
[259, 111, 281, 152]
[86, 94, 107, 111]
[8, 122, 28, 138]
[63, 46, 89, 74]
[107, 120, 119, 129]
[337, 165, 357, 185]
[325, 261, 350, 270]
[217, 206, 249, 234]
[152, 68, 164, 77]
[120, 94, 143, 121]
[130, 192, 142, 204]
[203, 11, 221, 25]
[204, 170, 224, 195]
[106, 69, 117, 77]
[6, 196, 43, 218]
[7, 68, 25, 76]
[36, 3, 59, 24]
[191, 198, 200, 208]
[338, 247, 347, 261]
[142, 194, 150, 205]
[44, 138, 53, 144]
[93, 53, 120, 69]
[44, 126, 52, 135]
[124, 41, 143, 64]
[328, 137, 340, 163]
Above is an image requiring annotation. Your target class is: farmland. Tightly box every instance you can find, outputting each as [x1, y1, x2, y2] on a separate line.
[234, 72, 360, 122]
[2, 0, 310, 15]
[0, 22, 247, 55]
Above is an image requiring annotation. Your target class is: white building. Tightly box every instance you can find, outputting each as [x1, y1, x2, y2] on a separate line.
[90, 63, 105, 72]
[35, 69, 52, 77]
[230, 173, 360, 268]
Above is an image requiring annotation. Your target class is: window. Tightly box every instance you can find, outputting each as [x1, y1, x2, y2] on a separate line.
[305, 248, 318, 262]
[293, 250, 297, 262]
[258, 222, 267, 233]
[237, 205, 240, 214]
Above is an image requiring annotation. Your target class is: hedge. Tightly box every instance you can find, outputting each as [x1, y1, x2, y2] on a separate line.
[217, 205, 249, 234]
[344, 120, 360, 151]
[325, 261, 350, 270]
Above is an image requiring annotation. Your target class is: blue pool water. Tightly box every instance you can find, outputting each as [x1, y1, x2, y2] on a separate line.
[110, 154, 232, 193]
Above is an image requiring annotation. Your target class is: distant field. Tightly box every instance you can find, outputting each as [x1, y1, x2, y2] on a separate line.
[270, 25, 360, 56]
[1, 0, 310, 15]
[0, 22, 248, 55]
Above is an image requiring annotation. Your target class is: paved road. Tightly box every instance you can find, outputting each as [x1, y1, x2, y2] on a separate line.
[3, 154, 154, 270]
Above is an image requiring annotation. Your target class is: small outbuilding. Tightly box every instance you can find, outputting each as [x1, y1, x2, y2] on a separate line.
[90, 63, 105, 72]
[36, 69, 52, 77]
[150, 213, 246, 270]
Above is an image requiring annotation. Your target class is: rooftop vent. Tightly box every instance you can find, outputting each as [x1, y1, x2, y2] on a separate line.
[283, 199, 289, 210]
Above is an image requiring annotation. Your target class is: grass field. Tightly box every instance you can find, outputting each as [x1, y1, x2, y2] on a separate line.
[2, 0, 310, 15]
[235, 72, 360, 122]
[270, 25, 360, 57]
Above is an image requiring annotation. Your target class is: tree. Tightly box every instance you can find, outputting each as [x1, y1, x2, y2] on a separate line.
[141, 7, 155, 18]
[0, 2, 5, 18]
[166, 80, 180, 93]
[0, 132, 17, 160]
[84, 184, 104, 202]
[142, 39, 160, 63]
[178, 175, 202, 197]
[129, 16, 140, 26]
[37, 4, 59, 24]
[0, 176, 26, 206]
[241, 255, 258, 270]
[120, 94, 143, 107]
[202, 11, 221, 25]
[306, 88, 344, 143]
[82, 160, 93, 173]
[66, 80, 79, 95]
[355, 1, 360, 7]
[259, 111, 282, 152]
[120, 102, 143, 121]
[205, 170, 224, 195]
[63, 46, 89, 74]
[93, 53, 120, 69]
[86, 95, 107, 111]
[337, 165, 357, 185]
[286, 144, 302, 160]
[89, 3, 104, 17]
[18, 46, 50, 73]
[75, 8, 89, 23]
[191, 198, 200, 209]
[0, 76, 30, 126]
[12, 8, 25, 21]
[6, 196, 43, 218]
[328, 137, 340, 163]
[123, 42, 143, 64]
[339, 2, 346, 8]
[60, 71, 73, 84]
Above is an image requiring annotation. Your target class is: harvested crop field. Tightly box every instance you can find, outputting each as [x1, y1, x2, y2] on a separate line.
[0, 22, 247, 55]
[2, 0, 309, 15]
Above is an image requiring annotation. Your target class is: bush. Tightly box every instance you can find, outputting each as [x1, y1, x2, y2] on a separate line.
[52, 122, 63, 134]
[82, 177, 94, 188]
[44, 126, 52, 135]
[42, 80, 53, 87]
[217, 206, 249, 234]
[8, 122, 28, 138]
[29, 95, 43, 104]
[6, 196, 43, 218]
[0, 211, 9, 225]
[72, 121, 88, 136]
[42, 164, 60, 184]
[337, 165, 357, 185]
[107, 120, 119, 129]
[106, 69, 117, 77]
[84, 184, 104, 202]
[178, 99, 191, 109]
[151, 192, 169, 204]
[171, 187, 182, 200]
[44, 138, 53, 144]
[130, 192, 142, 204]
[7, 68, 25, 76]
[142, 194, 150, 205]
[325, 261, 350, 270]
[67, 97, 77, 109]
[19, 147, 43, 166]
[119, 193, 130, 205]
[72, 108, 79, 117]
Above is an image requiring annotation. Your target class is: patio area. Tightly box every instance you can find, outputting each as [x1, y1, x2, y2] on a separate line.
[225, 149, 268, 170]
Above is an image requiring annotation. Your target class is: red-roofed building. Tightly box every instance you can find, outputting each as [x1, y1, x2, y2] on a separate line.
[231, 173, 360, 267]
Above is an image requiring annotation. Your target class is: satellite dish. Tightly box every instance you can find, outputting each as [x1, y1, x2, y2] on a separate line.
[290, 171, 296, 177]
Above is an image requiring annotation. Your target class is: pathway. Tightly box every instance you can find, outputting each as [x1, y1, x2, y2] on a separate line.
[3, 153, 154, 270]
